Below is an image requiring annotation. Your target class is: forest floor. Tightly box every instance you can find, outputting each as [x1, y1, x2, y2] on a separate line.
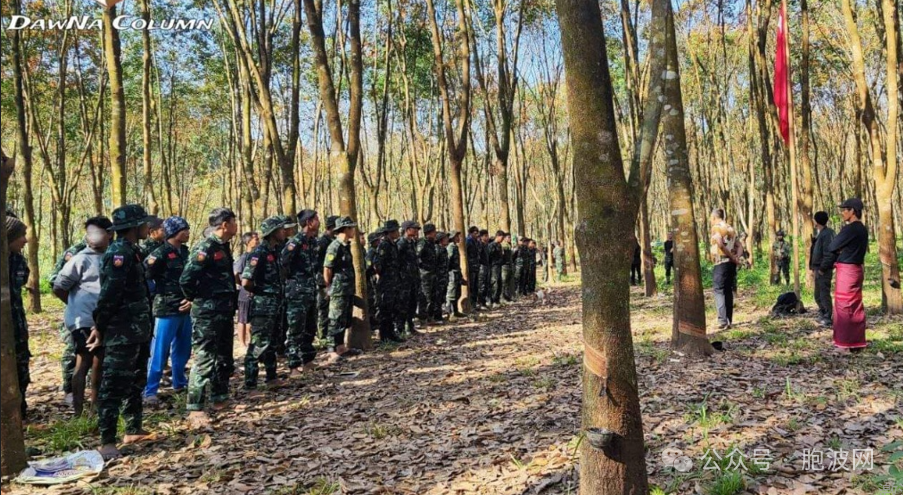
[6, 272, 903, 495]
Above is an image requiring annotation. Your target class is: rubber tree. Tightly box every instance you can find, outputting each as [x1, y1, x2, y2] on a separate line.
[103, 3, 127, 206]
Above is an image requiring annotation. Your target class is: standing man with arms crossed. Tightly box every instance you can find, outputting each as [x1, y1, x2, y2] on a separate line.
[180, 208, 238, 429]
[709, 209, 740, 330]
[810, 211, 836, 328]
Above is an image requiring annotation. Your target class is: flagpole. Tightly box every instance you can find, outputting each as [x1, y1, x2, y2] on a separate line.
[783, 0, 802, 303]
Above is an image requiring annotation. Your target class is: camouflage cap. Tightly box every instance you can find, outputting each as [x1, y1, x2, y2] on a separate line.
[297, 209, 318, 225]
[423, 223, 437, 234]
[383, 219, 400, 233]
[334, 216, 357, 232]
[278, 215, 297, 230]
[260, 216, 286, 238]
[110, 204, 152, 231]
[367, 232, 382, 245]
[164, 216, 190, 239]
[449, 230, 461, 239]
[402, 220, 421, 231]
[436, 231, 449, 242]
[326, 215, 341, 230]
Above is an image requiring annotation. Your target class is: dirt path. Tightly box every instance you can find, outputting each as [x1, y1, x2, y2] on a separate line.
[12, 284, 903, 494]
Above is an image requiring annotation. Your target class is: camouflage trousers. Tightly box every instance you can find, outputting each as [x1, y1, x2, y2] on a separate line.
[396, 275, 419, 333]
[446, 271, 462, 311]
[502, 265, 514, 301]
[418, 271, 436, 321]
[98, 342, 150, 445]
[59, 323, 76, 394]
[16, 341, 31, 417]
[285, 295, 318, 368]
[377, 281, 398, 338]
[328, 294, 354, 341]
[514, 264, 525, 296]
[433, 274, 448, 320]
[490, 265, 503, 304]
[187, 311, 235, 411]
[245, 296, 283, 389]
[467, 263, 480, 307]
[479, 265, 491, 305]
[316, 285, 329, 339]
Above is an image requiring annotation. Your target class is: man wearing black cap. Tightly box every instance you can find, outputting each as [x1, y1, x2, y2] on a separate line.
[446, 231, 465, 318]
[374, 220, 403, 342]
[281, 210, 321, 376]
[417, 223, 439, 324]
[88, 205, 155, 460]
[809, 211, 835, 327]
[315, 215, 340, 339]
[398, 221, 422, 334]
[487, 231, 505, 307]
[465, 227, 482, 309]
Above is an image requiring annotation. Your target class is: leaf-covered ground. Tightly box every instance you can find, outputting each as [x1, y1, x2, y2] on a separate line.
[8, 276, 902, 495]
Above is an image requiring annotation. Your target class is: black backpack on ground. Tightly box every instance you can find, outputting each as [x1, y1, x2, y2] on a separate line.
[771, 292, 807, 317]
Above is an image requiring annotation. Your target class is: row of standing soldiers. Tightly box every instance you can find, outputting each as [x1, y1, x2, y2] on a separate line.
[364, 224, 543, 342]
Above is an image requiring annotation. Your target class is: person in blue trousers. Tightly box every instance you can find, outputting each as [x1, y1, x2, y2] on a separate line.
[143, 216, 193, 405]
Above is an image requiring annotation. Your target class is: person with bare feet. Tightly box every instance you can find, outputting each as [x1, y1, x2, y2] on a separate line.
[281, 210, 322, 378]
[53, 216, 112, 415]
[241, 216, 289, 393]
[89, 205, 157, 460]
[180, 208, 239, 430]
[324, 217, 361, 365]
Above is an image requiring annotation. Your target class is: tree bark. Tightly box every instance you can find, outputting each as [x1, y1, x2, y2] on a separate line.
[660, 2, 711, 356]
[841, 0, 902, 314]
[104, 5, 127, 206]
[555, 0, 650, 492]
[140, 0, 159, 215]
[800, 0, 814, 287]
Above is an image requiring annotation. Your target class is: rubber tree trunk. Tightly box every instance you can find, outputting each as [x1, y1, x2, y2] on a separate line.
[0, 152, 28, 478]
[104, 5, 127, 206]
[660, 2, 712, 357]
[800, 0, 814, 288]
[555, 0, 650, 492]
[140, 0, 159, 215]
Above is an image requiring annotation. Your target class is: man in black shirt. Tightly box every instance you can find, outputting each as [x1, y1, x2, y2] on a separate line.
[819, 199, 869, 351]
[664, 232, 675, 285]
[809, 212, 835, 327]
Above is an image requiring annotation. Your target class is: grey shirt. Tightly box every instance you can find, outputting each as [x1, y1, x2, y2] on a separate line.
[54, 246, 104, 331]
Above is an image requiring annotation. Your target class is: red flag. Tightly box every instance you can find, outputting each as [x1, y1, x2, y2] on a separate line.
[774, 0, 790, 144]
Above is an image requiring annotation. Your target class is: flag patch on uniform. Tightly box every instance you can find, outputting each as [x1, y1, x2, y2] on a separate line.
[214, 251, 224, 261]
[326, 253, 335, 262]
[287, 243, 296, 251]
[267, 255, 275, 262]
[147, 256, 157, 266]
[197, 251, 207, 262]
[113, 255, 124, 268]
[250, 257, 259, 267]
[168, 252, 178, 260]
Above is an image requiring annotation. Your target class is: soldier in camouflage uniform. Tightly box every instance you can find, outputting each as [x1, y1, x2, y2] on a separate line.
[527, 239, 539, 293]
[365, 231, 381, 331]
[397, 221, 422, 335]
[446, 231, 465, 318]
[281, 210, 321, 376]
[501, 234, 515, 301]
[241, 216, 287, 391]
[487, 231, 505, 308]
[88, 205, 155, 460]
[324, 217, 358, 362]
[374, 220, 403, 342]
[465, 227, 481, 309]
[140, 216, 165, 259]
[433, 232, 450, 322]
[50, 218, 109, 404]
[514, 237, 530, 296]
[316, 216, 340, 338]
[143, 216, 193, 405]
[274, 215, 297, 357]
[772, 230, 791, 285]
[180, 208, 238, 429]
[7, 216, 31, 418]
[417, 223, 439, 324]
[478, 230, 491, 308]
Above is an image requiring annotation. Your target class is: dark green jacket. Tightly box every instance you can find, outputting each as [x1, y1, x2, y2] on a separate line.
[180, 234, 237, 315]
[94, 239, 152, 346]
[145, 242, 190, 317]
[281, 233, 319, 300]
[9, 252, 30, 343]
[325, 238, 355, 297]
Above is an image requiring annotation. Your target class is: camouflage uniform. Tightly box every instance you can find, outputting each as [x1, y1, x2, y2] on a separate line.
[315, 217, 339, 338]
[397, 227, 421, 333]
[526, 247, 538, 293]
[9, 251, 31, 417]
[95, 205, 153, 446]
[416, 227, 438, 321]
[180, 232, 237, 411]
[50, 241, 86, 396]
[325, 229, 356, 341]
[242, 218, 285, 388]
[446, 238, 463, 312]
[478, 241, 491, 306]
[487, 240, 503, 305]
[515, 243, 530, 296]
[465, 236, 481, 308]
[433, 235, 449, 320]
[140, 239, 164, 260]
[281, 231, 320, 368]
[502, 241, 515, 300]
[365, 235, 380, 330]
[772, 237, 791, 285]
[374, 221, 402, 340]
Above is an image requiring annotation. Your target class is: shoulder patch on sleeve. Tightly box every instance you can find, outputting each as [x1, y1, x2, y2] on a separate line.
[326, 253, 335, 263]
[250, 256, 259, 267]
[197, 251, 207, 262]
[287, 242, 296, 251]
[147, 256, 157, 266]
[113, 255, 125, 268]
